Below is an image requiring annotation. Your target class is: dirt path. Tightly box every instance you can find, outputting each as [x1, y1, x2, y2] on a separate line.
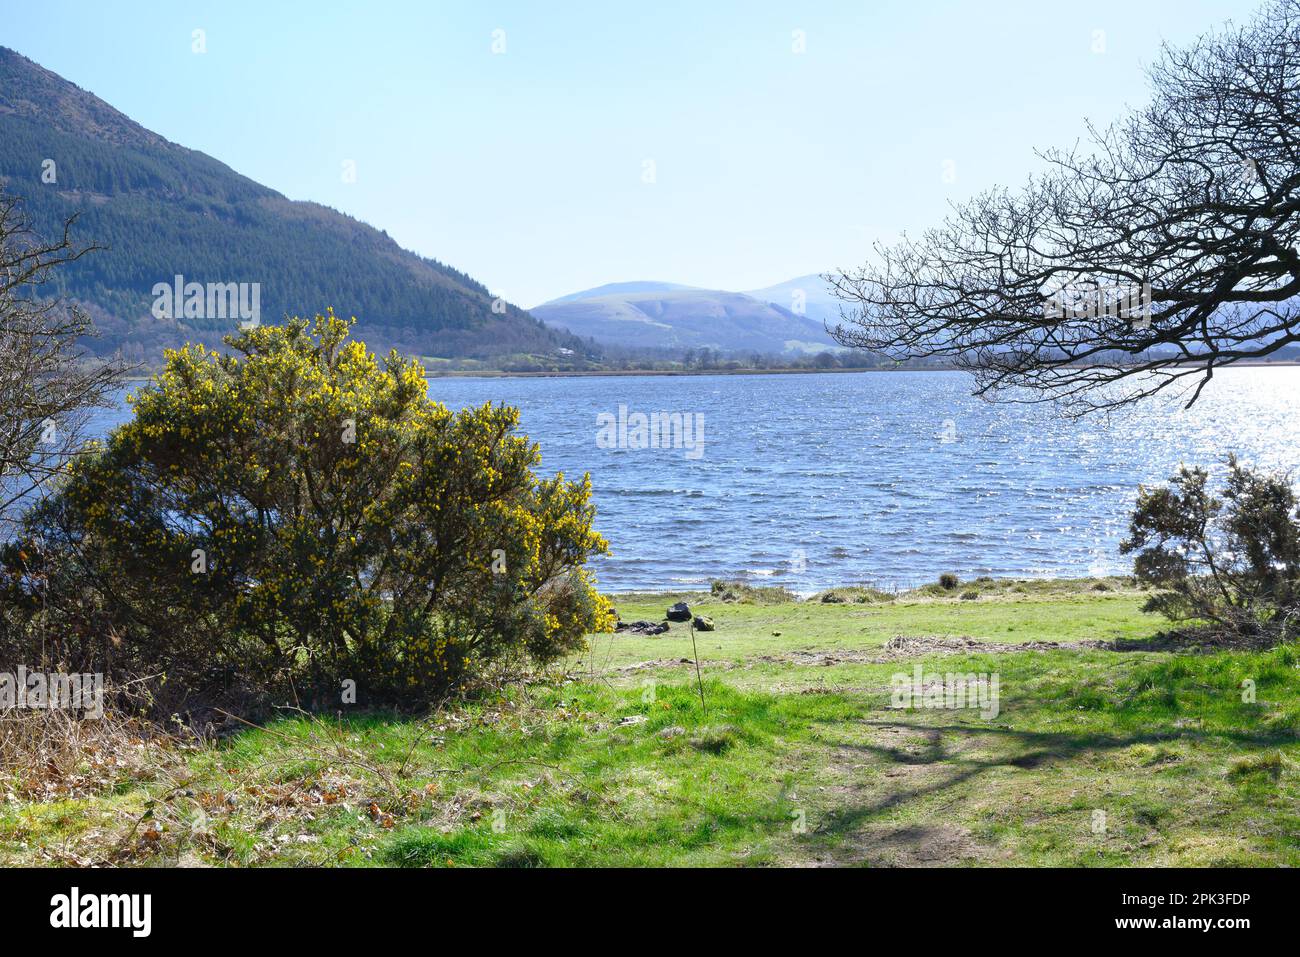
[779, 721, 1004, 867]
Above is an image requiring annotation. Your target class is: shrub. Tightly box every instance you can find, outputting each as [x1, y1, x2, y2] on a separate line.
[814, 585, 894, 604]
[938, 572, 960, 590]
[1121, 456, 1300, 644]
[709, 580, 797, 604]
[1, 314, 613, 709]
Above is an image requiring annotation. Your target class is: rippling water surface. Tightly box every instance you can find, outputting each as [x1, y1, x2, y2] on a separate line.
[90, 367, 1300, 593]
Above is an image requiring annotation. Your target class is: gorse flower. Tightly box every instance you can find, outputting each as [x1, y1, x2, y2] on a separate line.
[5, 313, 611, 709]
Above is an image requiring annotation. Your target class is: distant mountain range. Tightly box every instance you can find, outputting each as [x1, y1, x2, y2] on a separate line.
[744, 275, 846, 329]
[0, 46, 584, 362]
[532, 275, 845, 355]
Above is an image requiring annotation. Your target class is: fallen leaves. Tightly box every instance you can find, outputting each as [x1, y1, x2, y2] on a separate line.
[367, 802, 395, 829]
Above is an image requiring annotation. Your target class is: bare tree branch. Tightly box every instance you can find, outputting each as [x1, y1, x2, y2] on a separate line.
[828, 0, 1300, 416]
[0, 190, 126, 534]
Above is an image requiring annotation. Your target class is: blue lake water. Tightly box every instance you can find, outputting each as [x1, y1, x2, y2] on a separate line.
[89, 367, 1300, 594]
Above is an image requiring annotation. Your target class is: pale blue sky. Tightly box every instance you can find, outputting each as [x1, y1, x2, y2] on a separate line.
[3, 0, 1262, 306]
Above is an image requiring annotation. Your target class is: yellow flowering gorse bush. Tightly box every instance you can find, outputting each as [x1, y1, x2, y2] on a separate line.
[9, 313, 611, 707]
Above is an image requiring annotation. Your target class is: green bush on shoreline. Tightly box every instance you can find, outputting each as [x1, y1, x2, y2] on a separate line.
[0, 316, 614, 714]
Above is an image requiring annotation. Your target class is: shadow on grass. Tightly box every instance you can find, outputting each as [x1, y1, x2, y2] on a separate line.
[806, 715, 1293, 855]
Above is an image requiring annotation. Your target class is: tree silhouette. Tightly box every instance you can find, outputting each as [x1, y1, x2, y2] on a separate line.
[829, 0, 1300, 415]
[0, 192, 122, 530]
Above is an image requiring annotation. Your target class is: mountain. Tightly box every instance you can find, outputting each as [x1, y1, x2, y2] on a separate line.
[532, 282, 839, 355]
[0, 47, 582, 362]
[745, 274, 846, 328]
[540, 281, 699, 305]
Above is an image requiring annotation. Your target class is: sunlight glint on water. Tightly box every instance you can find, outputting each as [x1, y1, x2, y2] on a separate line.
[88, 367, 1300, 593]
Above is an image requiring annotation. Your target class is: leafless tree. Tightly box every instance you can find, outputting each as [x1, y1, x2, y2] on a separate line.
[828, 0, 1300, 416]
[0, 192, 123, 532]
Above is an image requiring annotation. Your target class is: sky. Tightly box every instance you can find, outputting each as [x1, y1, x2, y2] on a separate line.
[1, 0, 1265, 307]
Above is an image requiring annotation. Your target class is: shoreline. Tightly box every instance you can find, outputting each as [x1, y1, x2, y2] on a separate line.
[118, 358, 1300, 384]
[601, 573, 1142, 601]
[427, 358, 1300, 379]
[426, 366, 932, 379]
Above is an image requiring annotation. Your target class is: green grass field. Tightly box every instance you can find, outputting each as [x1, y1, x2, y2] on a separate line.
[5, 577, 1299, 867]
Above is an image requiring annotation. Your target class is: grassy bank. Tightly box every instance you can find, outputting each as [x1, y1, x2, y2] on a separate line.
[4, 577, 1299, 867]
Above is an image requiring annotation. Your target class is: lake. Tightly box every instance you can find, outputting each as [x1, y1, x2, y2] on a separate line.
[88, 367, 1300, 594]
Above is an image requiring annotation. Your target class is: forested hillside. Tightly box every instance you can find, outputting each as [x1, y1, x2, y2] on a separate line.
[0, 47, 583, 361]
